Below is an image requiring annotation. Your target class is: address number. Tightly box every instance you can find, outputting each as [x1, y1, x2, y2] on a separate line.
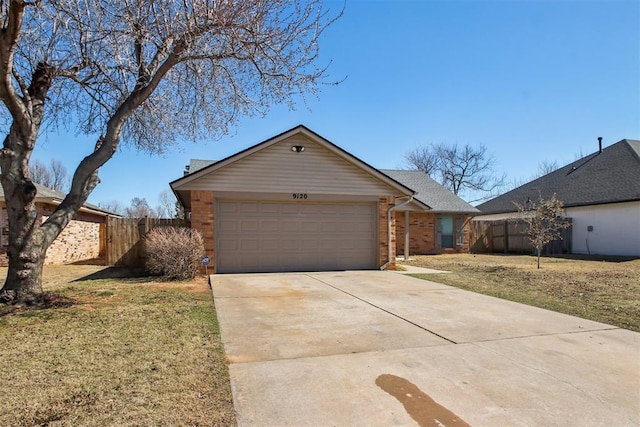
[292, 193, 308, 199]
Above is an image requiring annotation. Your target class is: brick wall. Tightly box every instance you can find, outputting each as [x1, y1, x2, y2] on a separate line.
[395, 211, 435, 255]
[378, 196, 396, 267]
[190, 191, 215, 272]
[394, 212, 472, 255]
[0, 202, 106, 265]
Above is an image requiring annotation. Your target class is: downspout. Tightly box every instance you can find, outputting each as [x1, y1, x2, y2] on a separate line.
[380, 195, 415, 270]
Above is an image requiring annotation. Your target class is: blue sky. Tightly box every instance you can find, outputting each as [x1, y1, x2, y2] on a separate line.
[33, 0, 639, 209]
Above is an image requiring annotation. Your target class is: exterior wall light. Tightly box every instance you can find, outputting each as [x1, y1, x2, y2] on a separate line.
[291, 145, 305, 152]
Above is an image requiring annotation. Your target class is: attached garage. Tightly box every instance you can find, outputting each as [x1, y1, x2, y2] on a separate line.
[170, 125, 416, 274]
[216, 200, 377, 273]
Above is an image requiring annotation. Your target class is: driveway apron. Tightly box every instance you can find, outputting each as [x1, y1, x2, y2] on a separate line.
[211, 271, 640, 426]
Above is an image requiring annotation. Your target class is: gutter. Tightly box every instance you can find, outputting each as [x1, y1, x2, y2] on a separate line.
[380, 195, 414, 270]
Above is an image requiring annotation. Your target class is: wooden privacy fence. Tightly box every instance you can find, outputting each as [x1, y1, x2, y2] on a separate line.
[105, 217, 188, 267]
[470, 219, 572, 255]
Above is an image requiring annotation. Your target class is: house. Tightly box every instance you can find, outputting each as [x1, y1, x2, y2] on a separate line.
[475, 139, 640, 257]
[380, 170, 479, 256]
[0, 181, 117, 265]
[170, 125, 478, 274]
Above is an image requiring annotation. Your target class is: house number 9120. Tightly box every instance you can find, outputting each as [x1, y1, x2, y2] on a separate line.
[292, 193, 308, 199]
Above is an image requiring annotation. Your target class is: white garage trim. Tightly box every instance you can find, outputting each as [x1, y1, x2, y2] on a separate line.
[215, 200, 378, 273]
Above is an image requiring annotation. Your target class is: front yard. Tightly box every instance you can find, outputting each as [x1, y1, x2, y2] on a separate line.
[1, 254, 637, 424]
[0, 266, 236, 426]
[404, 254, 640, 332]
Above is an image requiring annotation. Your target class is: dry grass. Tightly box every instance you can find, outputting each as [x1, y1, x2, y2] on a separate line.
[0, 265, 236, 426]
[403, 254, 640, 332]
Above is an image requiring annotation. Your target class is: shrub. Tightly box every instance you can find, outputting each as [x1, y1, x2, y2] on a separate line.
[145, 227, 205, 280]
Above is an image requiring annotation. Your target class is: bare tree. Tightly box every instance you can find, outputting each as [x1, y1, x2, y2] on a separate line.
[405, 142, 505, 202]
[28, 159, 68, 192]
[49, 159, 69, 192]
[536, 160, 559, 177]
[514, 194, 570, 269]
[28, 159, 52, 188]
[404, 146, 438, 176]
[156, 189, 177, 219]
[126, 197, 156, 218]
[98, 200, 125, 216]
[0, 0, 340, 303]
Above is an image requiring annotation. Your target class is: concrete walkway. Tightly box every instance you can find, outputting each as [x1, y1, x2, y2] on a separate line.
[395, 264, 451, 274]
[211, 271, 640, 426]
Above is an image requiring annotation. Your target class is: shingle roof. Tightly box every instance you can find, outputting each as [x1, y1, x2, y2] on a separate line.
[0, 179, 118, 216]
[380, 169, 480, 214]
[188, 159, 216, 173]
[477, 139, 640, 214]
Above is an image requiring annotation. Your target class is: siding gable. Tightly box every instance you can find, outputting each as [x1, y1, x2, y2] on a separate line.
[178, 134, 402, 196]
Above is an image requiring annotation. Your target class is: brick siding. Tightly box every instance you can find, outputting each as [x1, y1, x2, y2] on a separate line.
[190, 191, 215, 272]
[0, 202, 106, 265]
[395, 212, 472, 255]
[378, 195, 396, 267]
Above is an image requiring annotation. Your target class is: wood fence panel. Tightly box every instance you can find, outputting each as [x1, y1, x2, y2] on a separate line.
[469, 221, 492, 253]
[470, 219, 571, 255]
[106, 218, 187, 267]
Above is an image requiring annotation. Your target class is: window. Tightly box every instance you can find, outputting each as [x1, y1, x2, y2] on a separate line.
[436, 215, 454, 249]
[436, 215, 465, 249]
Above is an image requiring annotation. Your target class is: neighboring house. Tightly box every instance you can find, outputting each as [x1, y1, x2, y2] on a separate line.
[170, 125, 478, 274]
[380, 170, 479, 256]
[0, 182, 117, 265]
[476, 139, 640, 257]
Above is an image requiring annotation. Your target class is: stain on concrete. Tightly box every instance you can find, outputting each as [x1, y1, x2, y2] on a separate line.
[376, 374, 470, 427]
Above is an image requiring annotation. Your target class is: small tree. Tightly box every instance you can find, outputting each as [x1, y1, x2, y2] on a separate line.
[515, 194, 570, 269]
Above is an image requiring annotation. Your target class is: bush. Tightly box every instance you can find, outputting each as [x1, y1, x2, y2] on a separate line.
[145, 227, 205, 280]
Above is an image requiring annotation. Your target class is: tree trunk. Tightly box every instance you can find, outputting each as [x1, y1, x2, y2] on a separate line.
[0, 61, 57, 304]
[1, 224, 46, 303]
[0, 134, 48, 303]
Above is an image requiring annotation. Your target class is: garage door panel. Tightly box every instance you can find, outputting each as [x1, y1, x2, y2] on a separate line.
[216, 200, 377, 273]
[218, 240, 238, 251]
[240, 239, 259, 250]
[239, 202, 259, 213]
[319, 222, 339, 232]
[282, 221, 300, 231]
[260, 203, 280, 214]
[280, 204, 299, 214]
[301, 222, 318, 232]
[218, 219, 238, 232]
[260, 220, 279, 232]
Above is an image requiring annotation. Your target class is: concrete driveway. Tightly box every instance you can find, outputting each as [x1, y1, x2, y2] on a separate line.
[211, 271, 640, 426]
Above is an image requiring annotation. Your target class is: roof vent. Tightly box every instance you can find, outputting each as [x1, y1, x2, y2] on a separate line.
[598, 137, 603, 153]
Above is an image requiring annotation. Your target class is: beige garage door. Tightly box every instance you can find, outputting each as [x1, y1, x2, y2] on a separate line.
[216, 200, 377, 273]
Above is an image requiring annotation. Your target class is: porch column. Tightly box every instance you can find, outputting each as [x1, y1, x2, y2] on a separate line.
[404, 210, 410, 261]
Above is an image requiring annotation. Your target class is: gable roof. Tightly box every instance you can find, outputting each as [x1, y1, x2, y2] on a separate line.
[381, 169, 480, 214]
[477, 139, 640, 214]
[171, 125, 416, 201]
[0, 180, 118, 217]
